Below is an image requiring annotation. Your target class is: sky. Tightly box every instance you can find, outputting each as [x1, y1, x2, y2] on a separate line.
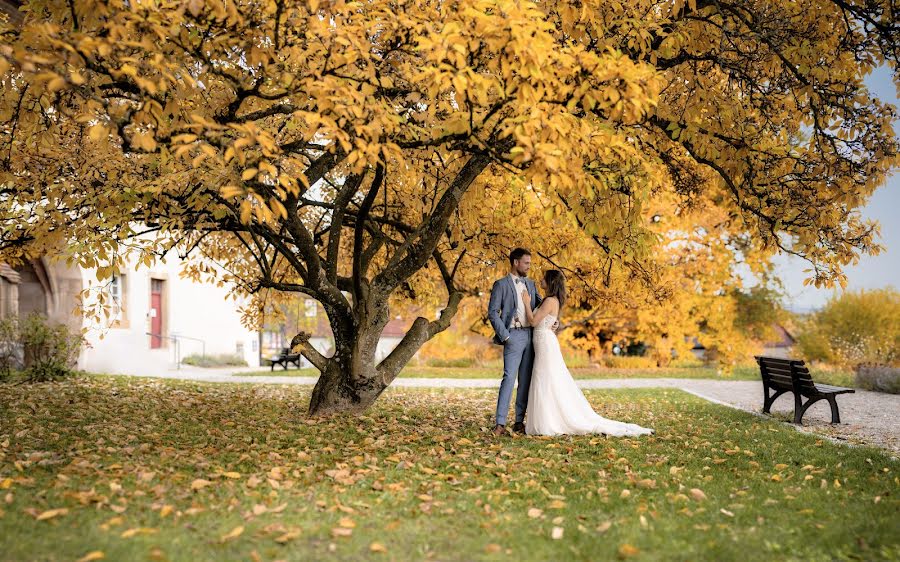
[772, 65, 899, 313]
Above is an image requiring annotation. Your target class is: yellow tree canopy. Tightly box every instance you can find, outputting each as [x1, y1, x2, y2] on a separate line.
[0, 0, 897, 412]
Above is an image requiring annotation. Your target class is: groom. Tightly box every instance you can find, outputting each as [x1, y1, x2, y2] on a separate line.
[487, 248, 543, 436]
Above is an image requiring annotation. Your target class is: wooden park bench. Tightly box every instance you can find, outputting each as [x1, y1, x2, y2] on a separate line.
[754, 356, 855, 425]
[268, 347, 302, 371]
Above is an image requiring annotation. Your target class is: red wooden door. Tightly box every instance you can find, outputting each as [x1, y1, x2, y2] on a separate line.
[150, 279, 163, 348]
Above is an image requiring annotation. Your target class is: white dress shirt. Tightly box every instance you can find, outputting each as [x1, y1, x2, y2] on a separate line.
[509, 273, 528, 328]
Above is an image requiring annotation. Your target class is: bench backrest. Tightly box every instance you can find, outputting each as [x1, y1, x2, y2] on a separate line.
[754, 356, 816, 391]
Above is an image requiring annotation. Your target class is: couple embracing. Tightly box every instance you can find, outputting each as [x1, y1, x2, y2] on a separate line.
[488, 248, 653, 438]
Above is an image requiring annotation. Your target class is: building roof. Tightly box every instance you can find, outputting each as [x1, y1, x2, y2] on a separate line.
[691, 323, 796, 350]
[762, 324, 796, 348]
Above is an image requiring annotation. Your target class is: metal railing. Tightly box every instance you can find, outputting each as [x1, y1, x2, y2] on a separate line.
[146, 333, 206, 370]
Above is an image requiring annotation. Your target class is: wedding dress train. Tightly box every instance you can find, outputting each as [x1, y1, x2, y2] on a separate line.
[525, 314, 654, 437]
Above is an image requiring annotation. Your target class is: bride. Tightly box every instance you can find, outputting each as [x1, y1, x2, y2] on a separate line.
[521, 270, 654, 437]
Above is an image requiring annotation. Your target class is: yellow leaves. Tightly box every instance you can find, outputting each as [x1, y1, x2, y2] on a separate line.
[35, 508, 68, 521]
[331, 527, 353, 538]
[220, 525, 244, 542]
[275, 530, 301, 543]
[689, 488, 707, 502]
[547, 499, 566, 509]
[221, 471, 241, 479]
[251, 504, 268, 516]
[76, 552, 105, 562]
[0, 478, 12, 490]
[618, 544, 640, 558]
[338, 517, 356, 529]
[159, 505, 174, 518]
[190, 478, 212, 491]
[88, 125, 107, 142]
[131, 131, 157, 152]
[99, 516, 124, 530]
[527, 507, 543, 518]
[241, 168, 258, 182]
[120, 527, 158, 538]
[47, 76, 68, 94]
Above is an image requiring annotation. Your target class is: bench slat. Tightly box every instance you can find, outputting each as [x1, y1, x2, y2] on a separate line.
[761, 367, 816, 385]
[814, 384, 854, 394]
[756, 356, 805, 368]
[762, 363, 813, 381]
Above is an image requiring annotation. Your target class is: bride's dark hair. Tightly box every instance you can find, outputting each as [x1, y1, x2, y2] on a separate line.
[543, 270, 566, 308]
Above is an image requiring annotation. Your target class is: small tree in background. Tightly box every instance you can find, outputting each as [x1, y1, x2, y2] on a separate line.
[798, 288, 900, 368]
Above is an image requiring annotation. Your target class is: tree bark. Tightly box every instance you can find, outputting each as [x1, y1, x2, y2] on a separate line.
[307, 351, 388, 416]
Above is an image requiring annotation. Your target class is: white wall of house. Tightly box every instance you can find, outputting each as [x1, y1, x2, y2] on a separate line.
[79, 257, 260, 375]
[375, 336, 403, 364]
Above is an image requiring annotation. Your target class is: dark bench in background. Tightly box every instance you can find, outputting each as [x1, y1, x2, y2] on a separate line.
[755, 356, 854, 425]
[268, 347, 302, 371]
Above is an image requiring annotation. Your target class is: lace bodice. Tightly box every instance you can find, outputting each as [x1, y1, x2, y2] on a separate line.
[534, 314, 557, 333]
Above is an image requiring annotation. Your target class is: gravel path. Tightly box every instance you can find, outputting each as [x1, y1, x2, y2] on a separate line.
[119, 368, 900, 455]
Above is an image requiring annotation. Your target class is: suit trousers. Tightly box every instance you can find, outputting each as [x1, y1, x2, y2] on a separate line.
[495, 327, 534, 426]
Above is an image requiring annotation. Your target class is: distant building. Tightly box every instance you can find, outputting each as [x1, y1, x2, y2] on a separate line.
[78, 256, 261, 374]
[261, 299, 409, 368]
[690, 323, 797, 360]
[760, 323, 797, 359]
[0, 259, 83, 334]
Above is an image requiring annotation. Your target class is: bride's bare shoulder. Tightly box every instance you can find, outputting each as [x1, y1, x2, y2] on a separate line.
[543, 296, 560, 313]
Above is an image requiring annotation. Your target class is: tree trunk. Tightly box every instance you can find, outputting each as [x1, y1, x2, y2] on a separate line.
[307, 359, 388, 416]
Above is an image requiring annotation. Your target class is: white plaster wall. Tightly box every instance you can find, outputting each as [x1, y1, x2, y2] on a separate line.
[79, 257, 260, 375]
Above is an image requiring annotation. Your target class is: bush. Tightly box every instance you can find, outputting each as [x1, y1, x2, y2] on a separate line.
[0, 313, 83, 382]
[425, 357, 476, 369]
[856, 364, 900, 394]
[181, 353, 248, 368]
[0, 315, 22, 379]
[797, 288, 900, 368]
[600, 355, 659, 370]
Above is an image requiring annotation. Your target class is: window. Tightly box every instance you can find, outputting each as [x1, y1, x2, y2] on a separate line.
[105, 273, 127, 325]
[304, 299, 317, 317]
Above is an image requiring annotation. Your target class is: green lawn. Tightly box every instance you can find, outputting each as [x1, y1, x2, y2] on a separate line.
[1, 376, 896, 561]
[248, 364, 857, 387]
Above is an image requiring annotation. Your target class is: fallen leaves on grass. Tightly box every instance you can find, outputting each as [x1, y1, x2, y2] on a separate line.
[35, 508, 68, 521]
[220, 526, 244, 542]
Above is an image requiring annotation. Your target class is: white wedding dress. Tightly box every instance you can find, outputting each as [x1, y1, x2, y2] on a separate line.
[525, 314, 654, 437]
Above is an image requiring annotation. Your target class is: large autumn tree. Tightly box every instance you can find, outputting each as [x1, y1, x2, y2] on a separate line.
[0, 0, 896, 413]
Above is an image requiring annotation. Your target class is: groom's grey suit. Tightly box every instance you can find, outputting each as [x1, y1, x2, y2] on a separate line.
[488, 275, 542, 426]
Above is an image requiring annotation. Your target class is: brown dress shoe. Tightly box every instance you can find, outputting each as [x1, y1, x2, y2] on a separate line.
[512, 422, 526, 434]
[492, 424, 507, 436]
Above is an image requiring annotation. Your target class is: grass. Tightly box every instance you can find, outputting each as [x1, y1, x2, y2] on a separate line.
[1, 376, 897, 561]
[246, 364, 858, 387]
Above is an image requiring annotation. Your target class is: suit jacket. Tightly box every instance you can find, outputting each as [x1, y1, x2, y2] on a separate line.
[487, 275, 543, 345]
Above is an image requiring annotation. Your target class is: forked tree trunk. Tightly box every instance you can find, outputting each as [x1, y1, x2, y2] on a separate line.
[308, 360, 387, 416]
[298, 295, 461, 416]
